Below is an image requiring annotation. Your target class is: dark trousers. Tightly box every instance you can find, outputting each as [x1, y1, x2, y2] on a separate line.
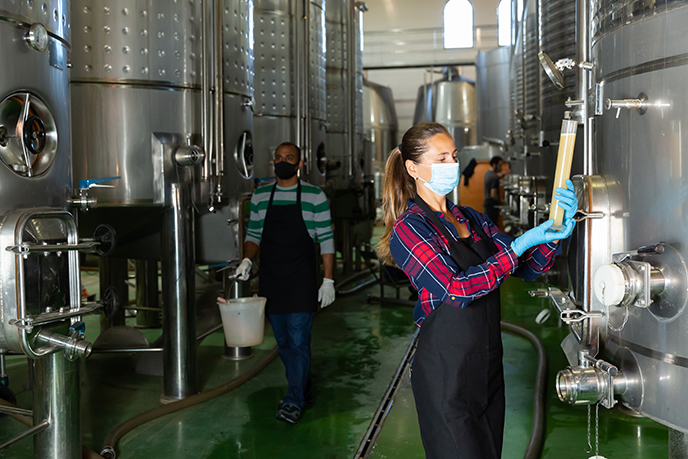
[483, 198, 500, 226]
[268, 312, 314, 409]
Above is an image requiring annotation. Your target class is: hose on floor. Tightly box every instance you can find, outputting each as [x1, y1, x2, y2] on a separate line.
[100, 346, 278, 459]
[500, 321, 548, 459]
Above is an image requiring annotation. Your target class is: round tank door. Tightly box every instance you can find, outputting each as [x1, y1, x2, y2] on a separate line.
[0, 92, 58, 177]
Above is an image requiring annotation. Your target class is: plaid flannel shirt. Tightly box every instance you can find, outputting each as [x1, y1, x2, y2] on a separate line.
[389, 199, 561, 326]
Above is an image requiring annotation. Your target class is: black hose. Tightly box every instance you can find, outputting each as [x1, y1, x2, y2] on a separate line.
[337, 278, 378, 296]
[500, 321, 548, 459]
[100, 346, 278, 458]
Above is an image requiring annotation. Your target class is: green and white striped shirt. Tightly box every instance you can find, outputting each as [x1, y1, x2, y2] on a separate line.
[245, 180, 334, 254]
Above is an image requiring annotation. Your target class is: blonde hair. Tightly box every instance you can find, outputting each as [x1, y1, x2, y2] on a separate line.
[377, 123, 450, 266]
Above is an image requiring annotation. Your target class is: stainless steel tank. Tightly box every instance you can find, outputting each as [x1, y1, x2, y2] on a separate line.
[325, 0, 364, 190]
[70, 0, 203, 207]
[363, 79, 397, 204]
[0, 4, 93, 458]
[413, 70, 477, 151]
[553, 0, 688, 441]
[253, 0, 328, 185]
[475, 47, 511, 146]
[70, 0, 253, 263]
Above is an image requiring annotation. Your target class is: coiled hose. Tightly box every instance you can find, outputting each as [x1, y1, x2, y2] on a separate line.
[500, 321, 548, 459]
[100, 346, 278, 459]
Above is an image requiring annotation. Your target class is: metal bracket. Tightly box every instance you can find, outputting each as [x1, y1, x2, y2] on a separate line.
[560, 309, 605, 324]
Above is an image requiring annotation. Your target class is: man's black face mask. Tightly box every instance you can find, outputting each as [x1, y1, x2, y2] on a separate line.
[275, 160, 299, 179]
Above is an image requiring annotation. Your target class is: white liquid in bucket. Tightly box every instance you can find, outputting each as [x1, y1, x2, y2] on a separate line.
[218, 297, 267, 347]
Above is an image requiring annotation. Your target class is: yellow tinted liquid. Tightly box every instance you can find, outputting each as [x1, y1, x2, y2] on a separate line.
[549, 132, 577, 229]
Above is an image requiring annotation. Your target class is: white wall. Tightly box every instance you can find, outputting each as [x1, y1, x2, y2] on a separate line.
[362, 0, 503, 135]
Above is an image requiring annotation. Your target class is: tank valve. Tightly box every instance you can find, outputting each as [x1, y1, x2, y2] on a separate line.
[34, 329, 92, 361]
[557, 350, 627, 409]
[71, 177, 121, 211]
[174, 145, 205, 167]
[594, 245, 667, 308]
[605, 93, 671, 118]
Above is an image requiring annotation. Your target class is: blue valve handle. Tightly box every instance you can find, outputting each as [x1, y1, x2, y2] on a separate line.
[69, 321, 86, 334]
[78, 176, 121, 190]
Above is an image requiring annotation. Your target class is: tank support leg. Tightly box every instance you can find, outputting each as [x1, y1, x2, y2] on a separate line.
[670, 429, 688, 459]
[161, 182, 198, 401]
[33, 351, 80, 459]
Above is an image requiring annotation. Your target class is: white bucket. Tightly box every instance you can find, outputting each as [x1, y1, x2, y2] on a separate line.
[217, 297, 267, 347]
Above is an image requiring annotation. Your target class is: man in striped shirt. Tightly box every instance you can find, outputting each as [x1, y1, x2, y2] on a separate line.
[235, 142, 335, 424]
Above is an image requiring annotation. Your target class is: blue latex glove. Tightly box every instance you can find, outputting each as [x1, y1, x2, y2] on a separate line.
[511, 218, 575, 256]
[555, 179, 578, 221]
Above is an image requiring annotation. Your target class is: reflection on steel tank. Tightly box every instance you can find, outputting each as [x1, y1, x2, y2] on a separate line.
[413, 67, 477, 151]
[475, 47, 510, 147]
[253, 0, 327, 185]
[325, 0, 365, 190]
[363, 80, 398, 205]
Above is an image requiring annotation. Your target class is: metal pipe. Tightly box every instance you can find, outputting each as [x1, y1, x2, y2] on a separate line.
[33, 351, 81, 459]
[576, 0, 592, 175]
[346, 0, 355, 178]
[161, 183, 198, 401]
[0, 420, 49, 452]
[0, 405, 32, 417]
[215, 0, 225, 183]
[303, 0, 312, 175]
[201, 0, 212, 180]
[294, 0, 304, 151]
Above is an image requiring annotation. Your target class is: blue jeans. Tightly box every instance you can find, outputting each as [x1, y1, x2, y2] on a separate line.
[268, 312, 313, 409]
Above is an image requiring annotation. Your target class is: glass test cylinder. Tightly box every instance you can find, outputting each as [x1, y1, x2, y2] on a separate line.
[548, 119, 578, 230]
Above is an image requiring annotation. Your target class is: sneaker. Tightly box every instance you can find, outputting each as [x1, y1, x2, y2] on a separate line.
[277, 399, 284, 410]
[276, 403, 301, 424]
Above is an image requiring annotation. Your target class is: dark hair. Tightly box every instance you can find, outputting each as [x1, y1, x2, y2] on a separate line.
[490, 156, 504, 167]
[276, 142, 301, 162]
[377, 122, 450, 266]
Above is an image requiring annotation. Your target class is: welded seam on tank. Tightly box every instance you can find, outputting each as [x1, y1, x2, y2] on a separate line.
[608, 334, 688, 368]
[598, 53, 688, 86]
[70, 80, 201, 92]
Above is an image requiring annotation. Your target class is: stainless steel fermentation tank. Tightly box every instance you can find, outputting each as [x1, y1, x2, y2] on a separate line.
[325, 0, 364, 189]
[542, 0, 688, 452]
[253, 0, 328, 185]
[70, 0, 256, 401]
[475, 47, 510, 147]
[413, 69, 477, 152]
[0, 3, 96, 458]
[363, 79, 397, 206]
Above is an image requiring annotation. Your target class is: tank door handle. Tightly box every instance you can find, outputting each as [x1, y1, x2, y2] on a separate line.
[573, 210, 604, 222]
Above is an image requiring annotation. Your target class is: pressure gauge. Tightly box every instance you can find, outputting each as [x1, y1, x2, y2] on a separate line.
[26, 23, 49, 52]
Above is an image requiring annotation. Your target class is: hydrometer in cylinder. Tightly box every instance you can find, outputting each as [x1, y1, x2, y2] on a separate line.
[548, 118, 578, 230]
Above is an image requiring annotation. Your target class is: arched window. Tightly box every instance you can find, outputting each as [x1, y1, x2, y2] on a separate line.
[497, 0, 511, 47]
[443, 0, 474, 49]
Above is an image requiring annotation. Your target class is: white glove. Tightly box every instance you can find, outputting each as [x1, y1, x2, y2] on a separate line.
[318, 278, 336, 308]
[235, 258, 252, 281]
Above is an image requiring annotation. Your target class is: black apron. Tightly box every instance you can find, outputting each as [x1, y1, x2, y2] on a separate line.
[411, 196, 505, 459]
[258, 182, 318, 315]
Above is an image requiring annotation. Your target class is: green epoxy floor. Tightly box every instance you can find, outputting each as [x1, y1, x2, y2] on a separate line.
[0, 273, 672, 458]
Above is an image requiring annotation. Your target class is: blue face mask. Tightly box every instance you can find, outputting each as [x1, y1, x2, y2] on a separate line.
[414, 161, 460, 196]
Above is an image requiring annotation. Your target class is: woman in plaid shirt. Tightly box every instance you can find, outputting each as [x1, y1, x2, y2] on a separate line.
[377, 123, 577, 459]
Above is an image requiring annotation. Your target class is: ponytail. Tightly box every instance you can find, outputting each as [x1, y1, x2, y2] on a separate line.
[377, 148, 416, 266]
[376, 122, 450, 266]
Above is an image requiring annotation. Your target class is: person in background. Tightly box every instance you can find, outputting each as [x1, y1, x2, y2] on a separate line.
[377, 123, 577, 459]
[483, 156, 507, 225]
[235, 142, 336, 424]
